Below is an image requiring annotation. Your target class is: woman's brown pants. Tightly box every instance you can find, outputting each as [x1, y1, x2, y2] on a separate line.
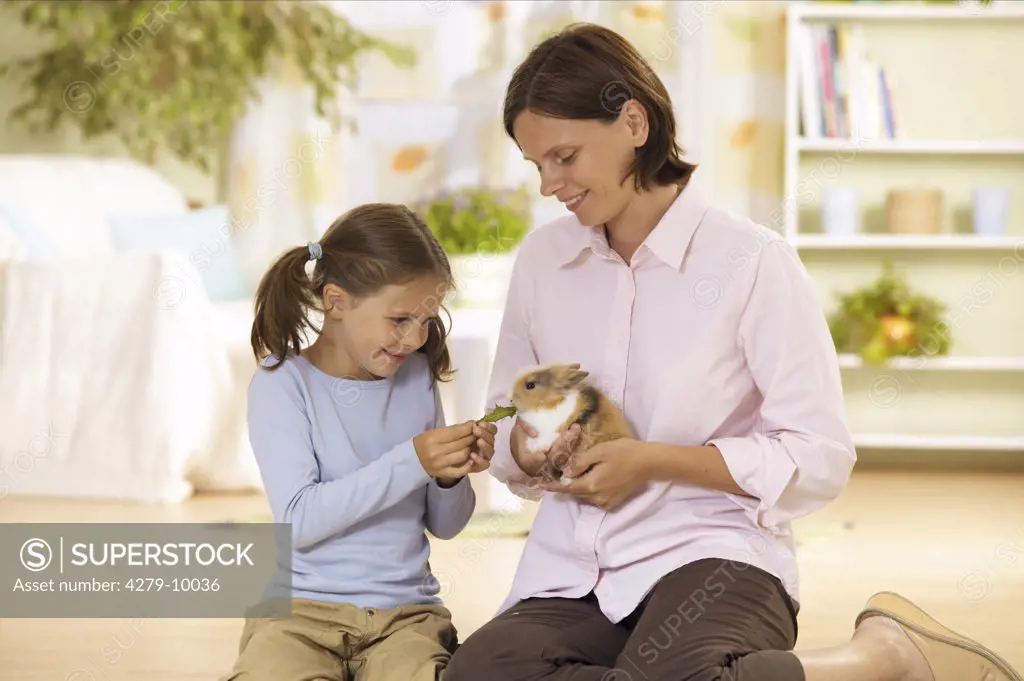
[444, 557, 805, 681]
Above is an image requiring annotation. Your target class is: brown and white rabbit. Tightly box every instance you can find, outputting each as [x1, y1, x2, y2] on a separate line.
[509, 363, 635, 483]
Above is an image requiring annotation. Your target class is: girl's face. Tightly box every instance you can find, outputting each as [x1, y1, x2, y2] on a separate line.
[327, 274, 448, 380]
[512, 104, 649, 228]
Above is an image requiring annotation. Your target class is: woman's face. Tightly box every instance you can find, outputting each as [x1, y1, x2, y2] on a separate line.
[512, 105, 648, 228]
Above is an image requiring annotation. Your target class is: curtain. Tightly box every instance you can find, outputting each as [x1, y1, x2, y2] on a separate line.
[223, 0, 720, 290]
[708, 1, 788, 229]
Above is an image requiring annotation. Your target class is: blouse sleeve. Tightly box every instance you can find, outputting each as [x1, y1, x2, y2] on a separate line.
[483, 242, 546, 501]
[707, 239, 857, 533]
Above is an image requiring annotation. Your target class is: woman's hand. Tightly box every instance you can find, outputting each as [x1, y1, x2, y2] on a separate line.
[510, 419, 581, 480]
[509, 418, 546, 478]
[545, 423, 582, 476]
[541, 437, 649, 511]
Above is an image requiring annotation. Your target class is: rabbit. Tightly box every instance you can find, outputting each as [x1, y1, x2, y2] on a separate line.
[508, 363, 635, 483]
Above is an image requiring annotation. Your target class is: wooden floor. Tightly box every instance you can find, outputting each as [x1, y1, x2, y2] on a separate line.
[2, 469, 1023, 680]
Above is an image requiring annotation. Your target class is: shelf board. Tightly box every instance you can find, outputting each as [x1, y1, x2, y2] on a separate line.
[796, 138, 1024, 155]
[792, 3, 1024, 22]
[793, 234, 1024, 250]
[854, 434, 1024, 452]
[838, 354, 1024, 372]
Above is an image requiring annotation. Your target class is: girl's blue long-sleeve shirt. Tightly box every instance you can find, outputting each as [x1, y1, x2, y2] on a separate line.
[246, 351, 475, 610]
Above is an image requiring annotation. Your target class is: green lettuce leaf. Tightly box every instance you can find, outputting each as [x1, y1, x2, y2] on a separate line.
[480, 403, 517, 423]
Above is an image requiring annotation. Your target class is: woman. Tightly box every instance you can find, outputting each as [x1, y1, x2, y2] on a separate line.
[444, 22, 1021, 681]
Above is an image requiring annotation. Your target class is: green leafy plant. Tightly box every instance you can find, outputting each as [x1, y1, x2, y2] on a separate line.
[0, 1, 415, 175]
[414, 185, 532, 256]
[827, 262, 952, 364]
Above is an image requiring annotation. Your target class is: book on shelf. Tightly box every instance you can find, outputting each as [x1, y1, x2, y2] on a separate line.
[797, 22, 898, 140]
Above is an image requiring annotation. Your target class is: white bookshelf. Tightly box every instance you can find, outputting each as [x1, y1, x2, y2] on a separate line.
[793, 3, 1024, 22]
[794, 234, 1024, 250]
[797, 138, 1024, 155]
[783, 1, 1024, 248]
[853, 434, 1024, 452]
[836, 354, 1024, 372]
[784, 2, 1024, 457]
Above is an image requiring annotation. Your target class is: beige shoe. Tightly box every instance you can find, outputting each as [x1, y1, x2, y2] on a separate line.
[856, 591, 1022, 681]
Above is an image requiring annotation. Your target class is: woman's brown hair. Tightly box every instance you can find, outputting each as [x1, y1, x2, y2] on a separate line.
[503, 22, 697, 191]
[250, 203, 455, 386]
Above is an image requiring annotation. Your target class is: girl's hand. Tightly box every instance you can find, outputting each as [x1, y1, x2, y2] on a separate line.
[541, 437, 648, 511]
[413, 421, 476, 481]
[468, 421, 498, 473]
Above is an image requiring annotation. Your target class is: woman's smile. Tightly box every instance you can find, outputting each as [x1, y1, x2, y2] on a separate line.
[562, 190, 589, 213]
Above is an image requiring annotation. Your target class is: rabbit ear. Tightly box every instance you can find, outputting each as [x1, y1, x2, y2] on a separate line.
[567, 368, 589, 386]
[569, 363, 581, 370]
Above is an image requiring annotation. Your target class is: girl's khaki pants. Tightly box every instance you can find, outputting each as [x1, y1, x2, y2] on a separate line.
[222, 598, 458, 681]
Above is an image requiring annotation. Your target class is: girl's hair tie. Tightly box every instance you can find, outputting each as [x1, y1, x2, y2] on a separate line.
[307, 241, 323, 261]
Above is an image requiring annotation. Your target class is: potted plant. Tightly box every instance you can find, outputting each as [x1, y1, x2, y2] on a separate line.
[827, 262, 952, 364]
[0, 1, 415, 198]
[414, 185, 532, 309]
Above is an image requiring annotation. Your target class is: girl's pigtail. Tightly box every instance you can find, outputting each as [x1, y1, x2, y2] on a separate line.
[250, 246, 320, 370]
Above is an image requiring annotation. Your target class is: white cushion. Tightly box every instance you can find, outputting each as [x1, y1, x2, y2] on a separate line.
[0, 211, 27, 261]
[0, 155, 189, 259]
[211, 298, 256, 366]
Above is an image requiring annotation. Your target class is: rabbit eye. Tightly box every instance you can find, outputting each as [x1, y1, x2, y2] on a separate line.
[525, 381, 535, 390]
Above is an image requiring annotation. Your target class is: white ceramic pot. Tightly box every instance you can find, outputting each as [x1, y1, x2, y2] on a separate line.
[822, 186, 860, 237]
[448, 251, 516, 309]
[972, 186, 1009, 236]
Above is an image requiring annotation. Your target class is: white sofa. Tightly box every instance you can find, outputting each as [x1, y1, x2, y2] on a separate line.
[0, 155, 262, 503]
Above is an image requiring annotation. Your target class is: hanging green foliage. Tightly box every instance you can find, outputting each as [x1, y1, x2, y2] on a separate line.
[0, 0, 415, 172]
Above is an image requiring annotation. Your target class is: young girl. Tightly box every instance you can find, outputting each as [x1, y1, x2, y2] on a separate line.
[224, 202, 497, 681]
